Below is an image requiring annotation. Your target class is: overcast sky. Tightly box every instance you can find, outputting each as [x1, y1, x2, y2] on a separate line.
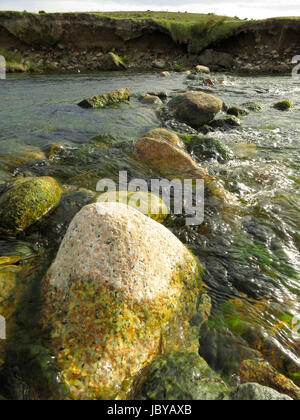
[0, 0, 299, 19]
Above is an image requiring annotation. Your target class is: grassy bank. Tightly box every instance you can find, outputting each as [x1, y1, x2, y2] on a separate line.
[90, 11, 245, 52]
[0, 11, 299, 54]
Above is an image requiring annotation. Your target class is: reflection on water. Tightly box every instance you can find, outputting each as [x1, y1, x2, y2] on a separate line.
[0, 71, 299, 389]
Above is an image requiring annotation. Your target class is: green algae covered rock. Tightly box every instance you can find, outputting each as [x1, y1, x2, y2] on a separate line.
[168, 91, 223, 128]
[41, 202, 204, 400]
[181, 134, 232, 163]
[0, 177, 62, 234]
[78, 88, 130, 109]
[273, 100, 293, 111]
[242, 102, 262, 112]
[230, 383, 292, 400]
[135, 352, 228, 400]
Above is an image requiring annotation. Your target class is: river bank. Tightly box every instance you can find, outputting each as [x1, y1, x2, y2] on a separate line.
[1, 11, 299, 75]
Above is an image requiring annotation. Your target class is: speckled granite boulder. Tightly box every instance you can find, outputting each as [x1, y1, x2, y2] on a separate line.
[41, 202, 203, 400]
[0, 177, 62, 234]
[168, 91, 223, 128]
[135, 352, 228, 400]
[230, 383, 292, 400]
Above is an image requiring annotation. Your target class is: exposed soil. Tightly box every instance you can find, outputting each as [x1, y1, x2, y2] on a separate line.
[0, 12, 299, 74]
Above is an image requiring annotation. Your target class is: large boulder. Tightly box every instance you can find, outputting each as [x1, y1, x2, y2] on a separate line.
[78, 88, 130, 109]
[135, 352, 228, 400]
[168, 91, 223, 128]
[41, 202, 203, 400]
[98, 52, 127, 71]
[0, 177, 62, 234]
[135, 136, 211, 181]
[239, 359, 300, 400]
[134, 136, 237, 210]
[230, 383, 292, 401]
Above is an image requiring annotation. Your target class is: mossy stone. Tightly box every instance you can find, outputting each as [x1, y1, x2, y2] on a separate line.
[180, 134, 232, 163]
[227, 106, 249, 117]
[242, 102, 262, 112]
[273, 100, 293, 111]
[135, 352, 228, 400]
[78, 88, 130, 109]
[209, 115, 241, 129]
[0, 177, 62, 233]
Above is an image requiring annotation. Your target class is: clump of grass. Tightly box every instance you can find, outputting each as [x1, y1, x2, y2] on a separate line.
[0, 48, 21, 65]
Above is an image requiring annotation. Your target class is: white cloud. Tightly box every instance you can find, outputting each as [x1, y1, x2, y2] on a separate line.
[0, 0, 299, 19]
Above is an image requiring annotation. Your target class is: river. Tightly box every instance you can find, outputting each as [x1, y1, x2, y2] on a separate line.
[0, 71, 299, 393]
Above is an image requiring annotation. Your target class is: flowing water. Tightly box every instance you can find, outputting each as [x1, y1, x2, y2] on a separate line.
[0, 71, 299, 393]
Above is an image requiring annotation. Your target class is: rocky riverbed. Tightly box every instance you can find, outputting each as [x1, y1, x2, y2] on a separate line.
[0, 66, 299, 400]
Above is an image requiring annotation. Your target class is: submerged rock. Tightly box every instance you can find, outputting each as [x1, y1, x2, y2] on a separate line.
[135, 352, 228, 400]
[242, 102, 262, 112]
[98, 52, 127, 71]
[0, 177, 62, 234]
[230, 383, 292, 400]
[78, 88, 130, 109]
[227, 106, 249, 117]
[168, 91, 223, 128]
[41, 202, 203, 400]
[96, 190, 169, 223]
[181, 134, 232, 163]
[239, 359, 300, 400]
[143, 128, 184, 148]
[273, 100, 293, 111]
[140, 94, 163, 106]
[135, 136, 211, 181]
[209, 115, 241, 129]
[0, 146, 46, 171]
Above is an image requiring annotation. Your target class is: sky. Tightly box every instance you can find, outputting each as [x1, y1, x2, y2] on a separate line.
[0, 0, 299, 19]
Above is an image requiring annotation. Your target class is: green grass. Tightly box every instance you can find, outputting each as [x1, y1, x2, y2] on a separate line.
[88, 11, 245, 52]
